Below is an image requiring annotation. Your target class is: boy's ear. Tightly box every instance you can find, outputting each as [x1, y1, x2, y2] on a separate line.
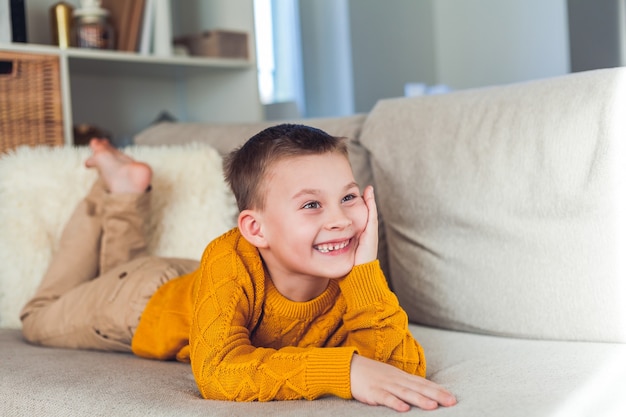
[238, 210, 269, 248]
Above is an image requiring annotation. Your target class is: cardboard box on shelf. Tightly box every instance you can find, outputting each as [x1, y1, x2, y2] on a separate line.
[174, 30, 248, 59]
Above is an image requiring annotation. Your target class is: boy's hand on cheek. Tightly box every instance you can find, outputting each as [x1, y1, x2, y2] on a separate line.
[354, 186, 378, 266]
[350, 354, 457, 412]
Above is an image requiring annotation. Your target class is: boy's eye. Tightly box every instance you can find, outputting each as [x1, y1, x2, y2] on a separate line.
[303, 201, 321, 209]
[342, 194, 358, 203]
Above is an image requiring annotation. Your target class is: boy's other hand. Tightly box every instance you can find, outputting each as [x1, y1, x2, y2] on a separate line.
[354, 186, 379, 266]
[350, 354, 457, 412]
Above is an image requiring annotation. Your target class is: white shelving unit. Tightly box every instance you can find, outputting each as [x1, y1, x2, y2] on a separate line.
[0, 0, 262, 146]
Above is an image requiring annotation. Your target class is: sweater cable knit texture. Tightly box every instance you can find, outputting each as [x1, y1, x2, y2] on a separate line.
[132, 228, 426, 401]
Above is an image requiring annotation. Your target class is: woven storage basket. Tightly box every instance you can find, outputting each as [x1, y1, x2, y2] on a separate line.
[0, 51, 64, 154]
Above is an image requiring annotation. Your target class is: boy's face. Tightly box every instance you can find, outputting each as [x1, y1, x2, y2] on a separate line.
[254, 152, 368, 286]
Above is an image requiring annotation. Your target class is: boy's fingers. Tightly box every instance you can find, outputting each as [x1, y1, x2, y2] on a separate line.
[380, 393, 411, 413]
[363, 185, 375, 207]
[363, 186, 378, 226]
[350, 355, 456, 411]
[389, 385, 439, 411]
[422, 381, 457, 406]
[354, 185, 379, 265]
[397, 376, 457, 408]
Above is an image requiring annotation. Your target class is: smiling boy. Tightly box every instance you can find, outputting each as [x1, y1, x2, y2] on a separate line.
[134, 124, 455, 411]
[21, 125, 456, 412]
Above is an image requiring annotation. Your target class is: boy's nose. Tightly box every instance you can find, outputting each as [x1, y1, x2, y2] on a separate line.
[324, 208, 352, 230]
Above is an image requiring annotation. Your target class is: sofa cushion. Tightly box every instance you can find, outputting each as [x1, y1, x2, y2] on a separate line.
[2, 326, 624, 416]
[360, 68, 626, 342]
[0, 143, 237, 329]
[133, 114, 367, 156]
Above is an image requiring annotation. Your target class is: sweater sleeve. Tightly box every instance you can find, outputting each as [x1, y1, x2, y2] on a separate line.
[189, 233, 356, 402]
[338, 260, 426, 377]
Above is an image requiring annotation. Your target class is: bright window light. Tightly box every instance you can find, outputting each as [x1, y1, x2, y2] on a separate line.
[254, 0, 275, 104]
[253, 0, 305, 116]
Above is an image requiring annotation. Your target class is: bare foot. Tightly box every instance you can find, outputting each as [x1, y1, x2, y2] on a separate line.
[84, 138, 152, 194]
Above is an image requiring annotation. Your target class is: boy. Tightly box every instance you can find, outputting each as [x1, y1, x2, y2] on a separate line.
[21, 124, 456, 412]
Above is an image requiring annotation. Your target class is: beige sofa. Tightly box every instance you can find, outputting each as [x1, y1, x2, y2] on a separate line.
[2, 67, 626, 417]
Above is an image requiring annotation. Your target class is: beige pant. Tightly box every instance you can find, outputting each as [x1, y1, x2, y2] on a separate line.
[20, 180, 199, 352]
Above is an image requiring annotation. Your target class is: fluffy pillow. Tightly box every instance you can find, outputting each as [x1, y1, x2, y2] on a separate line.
[0, 143, 237, 329]
[360, 68, 626, 343]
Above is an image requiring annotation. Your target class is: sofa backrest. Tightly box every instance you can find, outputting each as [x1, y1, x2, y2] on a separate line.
[359, 67, 626, 343]
[134, 115, 367, 157]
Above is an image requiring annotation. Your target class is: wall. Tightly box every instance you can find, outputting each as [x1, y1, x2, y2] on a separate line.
[348, 0, 436, 114]
[299, 0, 354, 117]
[568, 0, 626, 72]
[300, 0, 571, 116]
[174, 0, 262, 124]
[432, 0, 570, 90]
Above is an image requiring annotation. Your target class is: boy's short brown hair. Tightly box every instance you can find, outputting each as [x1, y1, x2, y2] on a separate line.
[223, 124, 348, 211]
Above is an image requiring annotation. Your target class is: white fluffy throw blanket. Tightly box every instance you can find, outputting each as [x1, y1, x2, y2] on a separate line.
[0, 143, 238, 329]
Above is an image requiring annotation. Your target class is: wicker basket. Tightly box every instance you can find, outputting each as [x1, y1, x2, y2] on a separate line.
[0, 51, 64, 154]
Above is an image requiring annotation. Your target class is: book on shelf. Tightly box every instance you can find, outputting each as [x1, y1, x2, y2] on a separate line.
[139, 0, 172, 56]
[138, 0, 154, 54]
[126, 0, 146, 51]
[152, 0, 172, 56]
[101, 0, 146, 52]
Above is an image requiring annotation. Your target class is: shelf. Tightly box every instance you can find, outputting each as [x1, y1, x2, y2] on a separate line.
[1, 1, 262, 149]
[0, 42, 253, 77]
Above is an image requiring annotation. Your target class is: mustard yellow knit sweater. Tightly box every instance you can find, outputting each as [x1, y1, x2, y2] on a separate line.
[132, 228, 426, 402]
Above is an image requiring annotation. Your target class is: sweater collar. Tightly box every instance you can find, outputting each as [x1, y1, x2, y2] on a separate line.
[264, 276, 341, 320]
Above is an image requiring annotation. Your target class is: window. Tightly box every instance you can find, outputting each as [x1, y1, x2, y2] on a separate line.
[254, 0, 305, 117]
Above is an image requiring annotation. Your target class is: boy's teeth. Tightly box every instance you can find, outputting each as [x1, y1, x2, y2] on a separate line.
[315, 240, 349, 253]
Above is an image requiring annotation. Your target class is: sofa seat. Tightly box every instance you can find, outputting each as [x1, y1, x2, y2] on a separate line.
[2, 326, 624, 417]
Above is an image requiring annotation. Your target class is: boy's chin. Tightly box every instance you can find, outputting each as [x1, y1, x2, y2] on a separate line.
[325, 265, 354, 280]
[327, 275, 347, 280]
[315, 253, 356, 279]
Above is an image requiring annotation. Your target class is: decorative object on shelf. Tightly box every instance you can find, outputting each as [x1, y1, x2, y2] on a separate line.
[72, 0, 115, 50]
[9, 0, 27, 43]
[152, 0, 172, 56]
[136, 0, 175, 55]
[50, 2, 74, 49]
[73, 123, 111, 146]
[148, 110, 177, 126]
[174, 30, 249, 59]
[138, 0, 154, 54]
[0, 51, 64, 154]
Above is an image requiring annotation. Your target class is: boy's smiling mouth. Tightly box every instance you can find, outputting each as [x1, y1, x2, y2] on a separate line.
[313, 239, 351, 253]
